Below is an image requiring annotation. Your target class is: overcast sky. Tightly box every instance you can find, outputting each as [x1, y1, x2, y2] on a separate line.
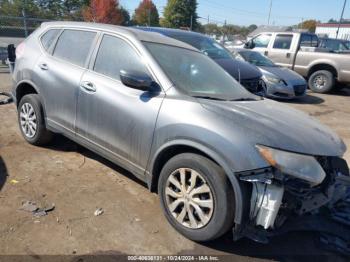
[120, 0, 349, 26]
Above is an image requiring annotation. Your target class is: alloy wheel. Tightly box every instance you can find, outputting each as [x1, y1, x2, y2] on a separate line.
[20, 102, 37, 138]
[164, 168, 214, 229]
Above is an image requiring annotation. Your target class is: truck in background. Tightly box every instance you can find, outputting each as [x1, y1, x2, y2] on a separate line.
[241, 32, 350, 93]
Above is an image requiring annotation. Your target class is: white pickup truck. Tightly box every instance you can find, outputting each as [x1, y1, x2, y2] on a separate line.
[243, 32, 350, 93]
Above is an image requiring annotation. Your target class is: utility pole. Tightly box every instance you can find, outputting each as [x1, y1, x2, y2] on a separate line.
[222, 19, 227, 44]
[267, 0, 273, 25]
[300, 17, 304, 30]
[148, 8, 151, 27]
[207, 15, 210, 24]
[336, 0, 347, 39]
[190, 15, 193, 31]
[22, 0, 28, 37]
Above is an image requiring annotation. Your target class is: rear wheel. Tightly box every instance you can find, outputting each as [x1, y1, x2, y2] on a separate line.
[158, 153, 235, 241]
[308, 70, 335, 93]
[18, 94, 53, 145]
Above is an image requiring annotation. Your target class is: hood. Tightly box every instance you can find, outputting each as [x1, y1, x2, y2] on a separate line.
[214, 58, 262, 80]
[200, 99, 346, 157]
[260, 66, 306, 84]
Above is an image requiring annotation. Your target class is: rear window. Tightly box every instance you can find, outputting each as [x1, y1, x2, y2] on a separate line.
[300, 34, 318, 47]
[41, 29, 60, 51]
[53, 30, 96, 67]
[273, 35, 293, 49]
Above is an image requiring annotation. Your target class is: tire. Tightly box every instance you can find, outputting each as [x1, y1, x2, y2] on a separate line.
[18, 94, 53, 145]
[158, 153, 235, 242]
[308, 70, 335, 93]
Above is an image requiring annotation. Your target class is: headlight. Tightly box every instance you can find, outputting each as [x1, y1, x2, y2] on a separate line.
[263, 75, 286, 85]
[256, 145, 326, 186]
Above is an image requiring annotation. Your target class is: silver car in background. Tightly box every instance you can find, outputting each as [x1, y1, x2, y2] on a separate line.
[232, 48, 307, 99]
[10, 22, 349, 244]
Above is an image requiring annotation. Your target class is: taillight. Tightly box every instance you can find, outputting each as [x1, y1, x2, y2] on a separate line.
[16, 42, 25, 59]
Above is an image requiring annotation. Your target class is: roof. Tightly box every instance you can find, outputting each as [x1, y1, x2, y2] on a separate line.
[248, 25, 292, 37]
[134, 26, 206, 38]
[41, 21, 197, 51]
[317, 23, 350, 28]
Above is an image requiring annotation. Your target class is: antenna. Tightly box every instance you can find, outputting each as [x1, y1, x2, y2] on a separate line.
[238, 69, 241, 84]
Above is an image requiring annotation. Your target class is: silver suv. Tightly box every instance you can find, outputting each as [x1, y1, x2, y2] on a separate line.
[11, 22, 349, 242]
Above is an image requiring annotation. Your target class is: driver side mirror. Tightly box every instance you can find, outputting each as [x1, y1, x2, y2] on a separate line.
[120, 69, 153, 91]
[244, 40, 255, 49]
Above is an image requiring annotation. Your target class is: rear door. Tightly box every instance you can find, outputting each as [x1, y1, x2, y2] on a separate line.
[36, 29, 97, 132]
[266, 34, 296, 68]
[75, 34, 164, 174]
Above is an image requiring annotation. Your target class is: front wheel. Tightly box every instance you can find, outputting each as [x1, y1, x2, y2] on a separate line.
[158, 153, 235, 242]
[308, 70, 335, 93]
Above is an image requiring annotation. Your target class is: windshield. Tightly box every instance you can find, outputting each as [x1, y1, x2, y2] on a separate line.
[144, 42, 256, 101]
[238, 51, 276, 67]
[168, 34, 233, 60]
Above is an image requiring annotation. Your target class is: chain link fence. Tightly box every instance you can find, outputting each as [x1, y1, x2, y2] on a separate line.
[0, 15, 52, 70]
[0, 15, 51, 38]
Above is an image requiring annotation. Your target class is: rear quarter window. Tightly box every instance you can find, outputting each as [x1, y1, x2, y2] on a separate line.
[40, 29, 60, 51]
[53, 29, 96, 67]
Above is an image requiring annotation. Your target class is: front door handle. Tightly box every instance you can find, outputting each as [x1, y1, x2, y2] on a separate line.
[80, 81, 96, 92]
[39, 63, 48, 70]
[286, 52, 291, 58]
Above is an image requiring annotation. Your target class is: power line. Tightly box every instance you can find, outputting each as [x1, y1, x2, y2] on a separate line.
[200, 0, 314, 21]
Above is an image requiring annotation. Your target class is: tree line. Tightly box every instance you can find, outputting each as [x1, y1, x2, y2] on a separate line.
[0, 0, 258, 36]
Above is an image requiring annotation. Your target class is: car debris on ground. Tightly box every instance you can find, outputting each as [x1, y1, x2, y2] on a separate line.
[94, 208, 104, 216]
[0, 91, 13, 105]
[19, 201, 55, 217]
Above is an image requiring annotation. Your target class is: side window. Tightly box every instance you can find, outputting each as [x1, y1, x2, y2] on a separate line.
[53, 30, 96, 67]
[311, 35, 319, 47]
[94, 35, 148, 81]
[300, 34, 312, 47]
[302, 34, 319, 47]
[273, 35, 293, 49]
[41, 29, 60, 51]
[252, 34, 271, 48]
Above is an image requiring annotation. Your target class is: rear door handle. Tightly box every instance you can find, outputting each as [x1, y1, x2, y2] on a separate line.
[39, 63, 48, 70]
[80, 81, 96, 92]
[264, 51, 268, 56]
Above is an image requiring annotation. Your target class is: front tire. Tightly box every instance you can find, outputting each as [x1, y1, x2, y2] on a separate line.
[158, 153, 235, 242]
[308, 70, 335, 93]
[18, 94, 53, 146]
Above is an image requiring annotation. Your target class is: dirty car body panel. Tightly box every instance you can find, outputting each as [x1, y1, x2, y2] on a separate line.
[11, 22, 349, 242]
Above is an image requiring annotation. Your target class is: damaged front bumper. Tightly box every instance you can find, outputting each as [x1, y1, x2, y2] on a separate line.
[234, 156, 350, 244]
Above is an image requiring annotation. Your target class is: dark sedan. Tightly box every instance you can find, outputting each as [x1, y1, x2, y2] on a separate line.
[135, 27, 264, 94]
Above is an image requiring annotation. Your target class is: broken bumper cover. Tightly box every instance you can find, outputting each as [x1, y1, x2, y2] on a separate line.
[234, 156, 350, 245]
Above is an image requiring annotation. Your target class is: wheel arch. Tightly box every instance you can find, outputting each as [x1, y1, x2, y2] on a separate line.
[307, 63, 338, 79]
[148, 139, 244, 224]
[15, 80, 40, 107]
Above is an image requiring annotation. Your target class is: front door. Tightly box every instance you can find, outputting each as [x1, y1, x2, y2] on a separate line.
[76, 34, 164, 174]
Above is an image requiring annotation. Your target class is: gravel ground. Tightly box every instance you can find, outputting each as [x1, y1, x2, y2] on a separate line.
[0, 66, 349, 261]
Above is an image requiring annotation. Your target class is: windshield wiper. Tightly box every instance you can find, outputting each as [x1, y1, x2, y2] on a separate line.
[193, 95, 227, 101]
